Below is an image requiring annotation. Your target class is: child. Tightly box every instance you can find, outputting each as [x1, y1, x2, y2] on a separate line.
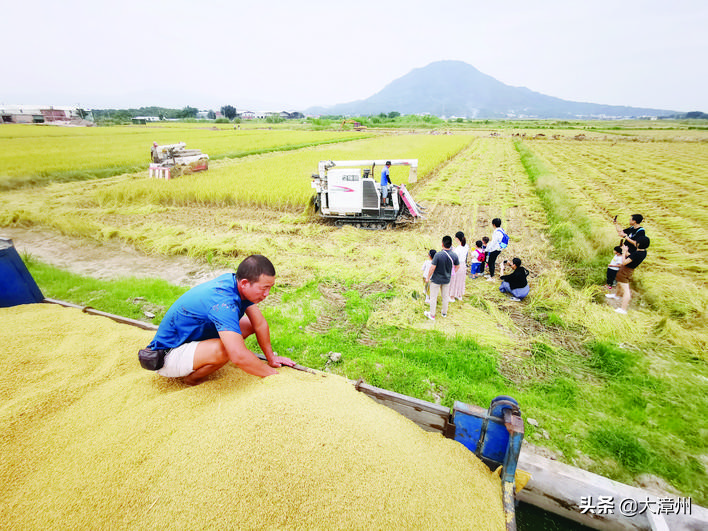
[605, 245, 624, 292]
[482, 236, 490, 275]
[470, 240, 485, 278]
[422, 249, 436, 303]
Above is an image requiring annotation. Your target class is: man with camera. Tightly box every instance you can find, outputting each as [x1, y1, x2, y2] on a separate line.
[499, 258, 530, 302]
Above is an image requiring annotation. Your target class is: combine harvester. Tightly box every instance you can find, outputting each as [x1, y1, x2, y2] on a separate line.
[311, 159, 425, 229]
[149, 141, 209, 179]
[2, 237, 707, 531]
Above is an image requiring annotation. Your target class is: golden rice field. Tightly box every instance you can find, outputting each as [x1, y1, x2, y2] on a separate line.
[0, 123, 367, 188]
[92, 133, 473, 209]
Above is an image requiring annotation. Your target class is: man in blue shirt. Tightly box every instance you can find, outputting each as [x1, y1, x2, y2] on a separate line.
[144, 254, 294, 385]
[380, 161, 392, 206]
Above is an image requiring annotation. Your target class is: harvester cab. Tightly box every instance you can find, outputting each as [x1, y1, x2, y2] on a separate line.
[310, 159, 425, 229]
[149, 142, 209, 179]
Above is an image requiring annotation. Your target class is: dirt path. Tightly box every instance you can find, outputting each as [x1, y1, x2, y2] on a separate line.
[2, 226, 231, 287]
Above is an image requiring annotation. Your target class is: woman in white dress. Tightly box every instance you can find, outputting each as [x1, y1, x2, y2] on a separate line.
[449, 231, 469, 302]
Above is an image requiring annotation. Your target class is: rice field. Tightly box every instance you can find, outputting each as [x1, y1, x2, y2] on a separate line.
[0, 123, 368, 189]
[92, 133, 473, 209]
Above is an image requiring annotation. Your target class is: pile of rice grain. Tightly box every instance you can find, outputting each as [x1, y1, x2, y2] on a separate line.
[0, 304, 505, 530]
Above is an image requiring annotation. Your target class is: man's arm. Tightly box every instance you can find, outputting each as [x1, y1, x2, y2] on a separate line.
[218, 330, 278, 377]
[426, 264, 436, 283]
[245, 305, 295, 368]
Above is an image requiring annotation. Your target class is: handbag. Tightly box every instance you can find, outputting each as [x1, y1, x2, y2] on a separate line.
[138, 348, 169, 371]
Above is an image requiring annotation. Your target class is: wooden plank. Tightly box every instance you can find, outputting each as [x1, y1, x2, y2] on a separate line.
[44, 299, 158, 331]
[517, 452, 708, 530]
[354, 381, 450, 433]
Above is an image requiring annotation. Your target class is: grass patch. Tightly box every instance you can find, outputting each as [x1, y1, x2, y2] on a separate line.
[587, 341, 637, 377]
[23, 253, 187, 322]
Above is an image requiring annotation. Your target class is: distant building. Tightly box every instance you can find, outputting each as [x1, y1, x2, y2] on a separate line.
[132, 116, 161, 124]
[1, 105, 93, 124]
[239, 111, 256, 120]
[280, 111, 304, 120]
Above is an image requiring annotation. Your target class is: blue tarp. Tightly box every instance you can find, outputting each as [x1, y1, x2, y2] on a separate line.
[0, 238, 44, 307]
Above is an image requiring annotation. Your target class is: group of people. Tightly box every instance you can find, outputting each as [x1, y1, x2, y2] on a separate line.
[135, 215, 650, 388]
[421, 219, 530, 321]
[604, 214, 650, 314]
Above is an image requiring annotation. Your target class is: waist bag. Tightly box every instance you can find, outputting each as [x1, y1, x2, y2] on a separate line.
[138, 348, 169, 371]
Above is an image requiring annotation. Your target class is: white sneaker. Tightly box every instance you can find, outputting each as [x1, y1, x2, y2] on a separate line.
[441, 313, 447, 318]
[614, 308, 627, 315]
[424, 311, 435, 321]
[605, 294, 619, 299]
[509, 297, 521, 302]
[487, 277, 496, 282]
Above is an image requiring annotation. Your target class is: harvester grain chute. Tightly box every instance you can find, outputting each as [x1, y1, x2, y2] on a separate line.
[149, 141, 209, 179]
[310, 159, 426, 229]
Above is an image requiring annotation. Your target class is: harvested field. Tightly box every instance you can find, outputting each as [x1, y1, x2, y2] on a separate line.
[0, 303, 505, 530]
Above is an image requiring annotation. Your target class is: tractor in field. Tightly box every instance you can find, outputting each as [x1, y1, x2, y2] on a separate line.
[310, 159, 425, 229]
[149, 142, 209, 179]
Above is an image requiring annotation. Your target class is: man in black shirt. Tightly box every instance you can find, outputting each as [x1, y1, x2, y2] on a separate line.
[615, 214, 645, 253]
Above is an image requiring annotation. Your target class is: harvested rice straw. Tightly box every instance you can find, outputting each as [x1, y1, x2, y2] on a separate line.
[0, 304, 505, 530]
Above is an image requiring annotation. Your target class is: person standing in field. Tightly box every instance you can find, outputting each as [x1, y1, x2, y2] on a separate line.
[605, 246, 624, 292]
[380, 160, 392, 206]
[606, 235, 650, 314]
[421, 249, 436, 303]
[486, 218, 508, 281]
[470, 240, 486, 279]
[481, 236, 490, 275]
[449, 231, 469, 301]
[139, 254, 295, 385]
[424, 235, 460, 321]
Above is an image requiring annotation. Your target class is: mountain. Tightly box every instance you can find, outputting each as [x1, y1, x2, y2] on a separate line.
[306, 60, 676, 119]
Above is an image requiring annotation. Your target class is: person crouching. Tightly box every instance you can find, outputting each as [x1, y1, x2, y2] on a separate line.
[499, 258, 530, 302]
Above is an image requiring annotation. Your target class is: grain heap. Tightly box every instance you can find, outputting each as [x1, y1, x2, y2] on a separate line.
[1, 304, 505, 530]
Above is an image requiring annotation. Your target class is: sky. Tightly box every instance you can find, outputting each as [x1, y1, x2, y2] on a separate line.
[2, 0, 707, 113]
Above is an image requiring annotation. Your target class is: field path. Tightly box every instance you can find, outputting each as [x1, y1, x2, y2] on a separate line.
[2, 226, 231, 287]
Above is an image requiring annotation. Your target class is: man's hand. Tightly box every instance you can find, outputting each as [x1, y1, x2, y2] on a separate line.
[269, 355, 296, 368]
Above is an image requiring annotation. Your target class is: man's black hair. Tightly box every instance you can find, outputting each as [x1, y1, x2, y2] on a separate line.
[492, 218, 502, 227]
[631, 214, 644, 224]
[442, 235, 453, 248]
[237, 255, 276, 283]
[614, 246, 623, 253]
[636, 235, 650, 249]
[512, 257, 522, 267]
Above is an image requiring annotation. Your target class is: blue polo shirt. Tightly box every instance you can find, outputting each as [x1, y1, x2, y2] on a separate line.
[147, 273, 253, 350]
[381, 166, 390, 187]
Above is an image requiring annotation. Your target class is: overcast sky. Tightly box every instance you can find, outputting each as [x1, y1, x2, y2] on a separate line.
[2, 0, 706, 112]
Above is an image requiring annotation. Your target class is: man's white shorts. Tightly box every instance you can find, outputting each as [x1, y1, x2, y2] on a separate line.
[157, 342, 198, 378]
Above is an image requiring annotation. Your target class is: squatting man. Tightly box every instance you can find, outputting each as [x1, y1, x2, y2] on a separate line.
[140, 254, 295, 385]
